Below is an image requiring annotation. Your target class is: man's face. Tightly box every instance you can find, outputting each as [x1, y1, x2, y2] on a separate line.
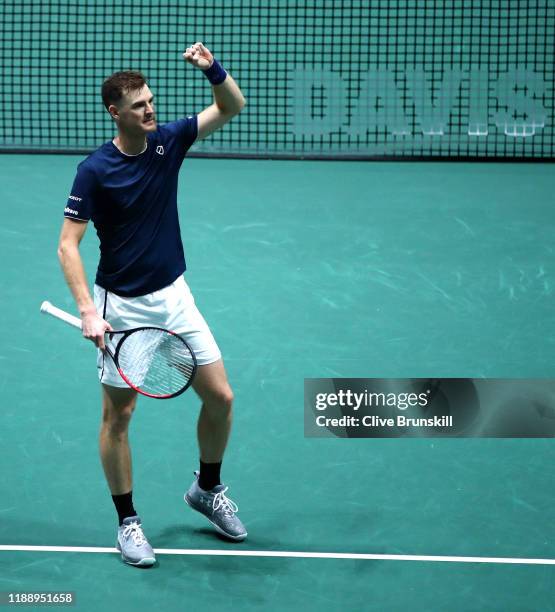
[110, 85, 157, 136]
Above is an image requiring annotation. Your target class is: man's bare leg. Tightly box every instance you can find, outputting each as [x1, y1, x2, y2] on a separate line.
[185, 359, 247, 540]
[99, 384, 137, 495]
[192, 360, 234, 463]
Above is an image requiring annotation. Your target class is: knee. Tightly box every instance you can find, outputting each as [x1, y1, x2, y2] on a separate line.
[205, 385, 234, 414]
[223, 386, 234, 407]
[102, 402, 136, 437]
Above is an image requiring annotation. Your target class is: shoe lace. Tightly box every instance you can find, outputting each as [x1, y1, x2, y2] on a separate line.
[122, 521, 147, 546]
[212, 487, 239, 517]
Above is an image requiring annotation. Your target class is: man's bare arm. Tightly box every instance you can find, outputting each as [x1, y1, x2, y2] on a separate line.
[183, 42, 246, 140]
[58, 218, 112, 348]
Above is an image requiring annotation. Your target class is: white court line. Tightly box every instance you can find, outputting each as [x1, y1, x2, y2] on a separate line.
[1, 545, 554, 566]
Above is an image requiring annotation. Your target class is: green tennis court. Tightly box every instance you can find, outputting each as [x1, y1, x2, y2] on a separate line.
[2, 157, 555, 610]
[2, 1, 555, 611]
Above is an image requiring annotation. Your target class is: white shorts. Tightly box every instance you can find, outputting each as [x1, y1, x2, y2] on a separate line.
[93, 276, 221, 388]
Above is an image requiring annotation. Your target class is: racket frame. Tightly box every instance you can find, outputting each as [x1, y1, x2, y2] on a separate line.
[40, 300, 197, 399]
[110, 326, 197, 399]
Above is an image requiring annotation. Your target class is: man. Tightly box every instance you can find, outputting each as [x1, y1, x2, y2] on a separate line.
[58, 42, 246, 567]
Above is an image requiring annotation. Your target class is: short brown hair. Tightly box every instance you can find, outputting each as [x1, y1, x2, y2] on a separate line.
[101, 71, 147, 110]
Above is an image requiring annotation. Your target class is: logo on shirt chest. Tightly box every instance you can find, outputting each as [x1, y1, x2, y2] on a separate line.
[156, 145, 164, 155]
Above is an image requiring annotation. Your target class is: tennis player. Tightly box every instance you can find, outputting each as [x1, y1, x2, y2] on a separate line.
[58, 43, 246, 567]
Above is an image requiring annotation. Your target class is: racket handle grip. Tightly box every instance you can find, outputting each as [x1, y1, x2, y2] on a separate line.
[40, 300, 82, 329]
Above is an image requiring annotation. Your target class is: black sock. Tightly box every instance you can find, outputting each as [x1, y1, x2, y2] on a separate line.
[198, 460, 222, 491]
[112, 491, 137, 525]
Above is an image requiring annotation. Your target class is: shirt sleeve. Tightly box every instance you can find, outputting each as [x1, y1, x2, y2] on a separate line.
[64, 162, 97, 221]
[159, 115, 198, 154]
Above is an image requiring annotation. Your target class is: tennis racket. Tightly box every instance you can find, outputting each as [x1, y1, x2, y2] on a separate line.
[40, 300, 197, 399]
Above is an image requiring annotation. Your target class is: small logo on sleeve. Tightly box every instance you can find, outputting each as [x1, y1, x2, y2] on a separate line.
[68, 195, 82, 202]
[64, 207, 79, 215]
[156, 145, 164, 155]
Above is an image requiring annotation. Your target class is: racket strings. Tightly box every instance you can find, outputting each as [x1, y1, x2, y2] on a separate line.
[117, 328, 195, 397]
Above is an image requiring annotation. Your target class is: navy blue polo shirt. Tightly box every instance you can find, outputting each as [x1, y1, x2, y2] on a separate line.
[64, 116, 198, 297]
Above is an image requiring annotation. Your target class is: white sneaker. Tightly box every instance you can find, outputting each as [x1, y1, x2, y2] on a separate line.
[116, 516, 156, 566]
[184, 471, 247, 541]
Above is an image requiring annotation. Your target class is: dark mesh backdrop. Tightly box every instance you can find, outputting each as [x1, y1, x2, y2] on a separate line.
[1, 0, 554, 158]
